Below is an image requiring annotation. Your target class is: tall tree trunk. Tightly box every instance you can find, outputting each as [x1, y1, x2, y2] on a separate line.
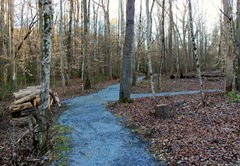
[102, 0, 112, 79]
[82, 0, 91, 90]
[38, 0, 43, 85]
[136, 0, 142, 73]
[146, 0, 156, 101]
[93, 3, 98, 84]
[118, 0, 124, 77]
[59, 0, 65, 94]
[222, 0, 234, 92]
[182, 6, 188, 74]
[39, 0, 52, 148]
[168, 0, 173, 76]
[174, 26, 180, 77]
[0, 0, 5, 83]
[132, 39, 136, 86]
[66, 0, 73, 82]
[188, 0, 206, 106]
[9, 0, 16, 85]
[236, 0, 240, 90]
[119, 0, 135, 103]
[158, 0, 165, 90]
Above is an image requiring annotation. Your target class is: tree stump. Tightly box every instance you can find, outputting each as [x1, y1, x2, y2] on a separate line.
[155, 104, 171, 119]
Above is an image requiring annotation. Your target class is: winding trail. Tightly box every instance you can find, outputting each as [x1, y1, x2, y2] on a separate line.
[58, 79, 221, 166]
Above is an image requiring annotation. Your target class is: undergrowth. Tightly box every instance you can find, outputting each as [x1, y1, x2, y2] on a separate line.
[227, 90, 240, 103]
[50, 124, 73, 166]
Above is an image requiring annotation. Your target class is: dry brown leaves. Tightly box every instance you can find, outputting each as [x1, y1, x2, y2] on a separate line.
[111, 93, 240, 165]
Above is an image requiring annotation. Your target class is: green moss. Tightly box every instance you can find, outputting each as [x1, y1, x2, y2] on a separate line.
[50, 124, 73, 165]
[227, 90, 240, 103]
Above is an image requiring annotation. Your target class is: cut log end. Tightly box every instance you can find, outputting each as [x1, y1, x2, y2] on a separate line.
[155, 104, 171, 119]
[9, 86, 61, 116]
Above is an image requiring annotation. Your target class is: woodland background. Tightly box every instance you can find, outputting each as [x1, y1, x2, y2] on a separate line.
[0, 0, 240, 165]
[0, 0, 235, 97]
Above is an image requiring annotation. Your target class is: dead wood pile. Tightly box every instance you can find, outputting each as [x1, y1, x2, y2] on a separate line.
[9, 86, 61, 116]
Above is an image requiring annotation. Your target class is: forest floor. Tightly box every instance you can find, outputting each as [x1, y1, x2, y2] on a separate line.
[0, 78, 119, 165]
[111, 74, 240, 165]
[0, 73, 239, 165]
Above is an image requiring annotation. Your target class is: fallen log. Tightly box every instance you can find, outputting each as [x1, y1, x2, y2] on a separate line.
[10, 102, 33, 112]
[13, 91, 40, 105]
[10, 86, 61, 115]
[13, 89, 41, 100]
[26, 85, 41, 89]
[51, 92, 61, 107]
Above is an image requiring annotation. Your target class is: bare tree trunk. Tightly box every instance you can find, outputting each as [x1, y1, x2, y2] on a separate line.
[136, 0, 142, 73]
[174, 26, 180, 77]
[146, 0, 156, 101]
[119, 0, 135, 103]
[158, 0, 165, 90]
[9, 0, 16, 85]
[168, 0, 173, 76]
[103, 0, 112, 79]
[188, 0, 206, 106]
[222, 0, 234, 92]
[0, 0, 5, 83]
[82, 0, 91, 90]
[118, 0, 124, 78]
[59, 0, 65, 94]
[93, 3, 99, 84]
[39, 0, 52, 148]
[38, 0, 43, 85]
[182, 5, 188, 74]
[66, 0, 73, 82]
[132, 39, 136, 86]
[236, 0, 240, 90]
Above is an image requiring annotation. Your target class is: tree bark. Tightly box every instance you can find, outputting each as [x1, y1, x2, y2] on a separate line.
[222, 0, 234, 92]
[168, 0, 173, 75]
[146, 0, 156, 101]
[82, 0, 91, 90]
[188, 0, 206, 106]
[0, 0, 6, 83]
[66, 0, 73, 81]
[59, 0, 65, 94]
[38, 0, 43, 85]
[136, 0, 142, 74]
[237, 0, 240, 90]
[119, 0, 135, 103]
[157, 0, 165, 90]
[103, 0, 112, 79]
[39, 0, 52, 148]
[93, 3, 99, 84]
[9, 0, 16, 85]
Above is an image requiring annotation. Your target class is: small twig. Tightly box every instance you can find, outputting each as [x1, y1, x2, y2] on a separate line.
[79, 150, 89, 156]
[27, 158, 42, 162]
[16, 129, 30, 143]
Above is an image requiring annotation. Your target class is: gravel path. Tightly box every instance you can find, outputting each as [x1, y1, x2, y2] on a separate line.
[57, 78, 221, 166]
[57, 83, 160, 166]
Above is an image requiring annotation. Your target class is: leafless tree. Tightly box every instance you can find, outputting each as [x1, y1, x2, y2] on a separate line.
[119, 0, 135, 103]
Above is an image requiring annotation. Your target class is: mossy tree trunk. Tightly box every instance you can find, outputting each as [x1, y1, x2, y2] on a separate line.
[39, 0, 52, 148]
